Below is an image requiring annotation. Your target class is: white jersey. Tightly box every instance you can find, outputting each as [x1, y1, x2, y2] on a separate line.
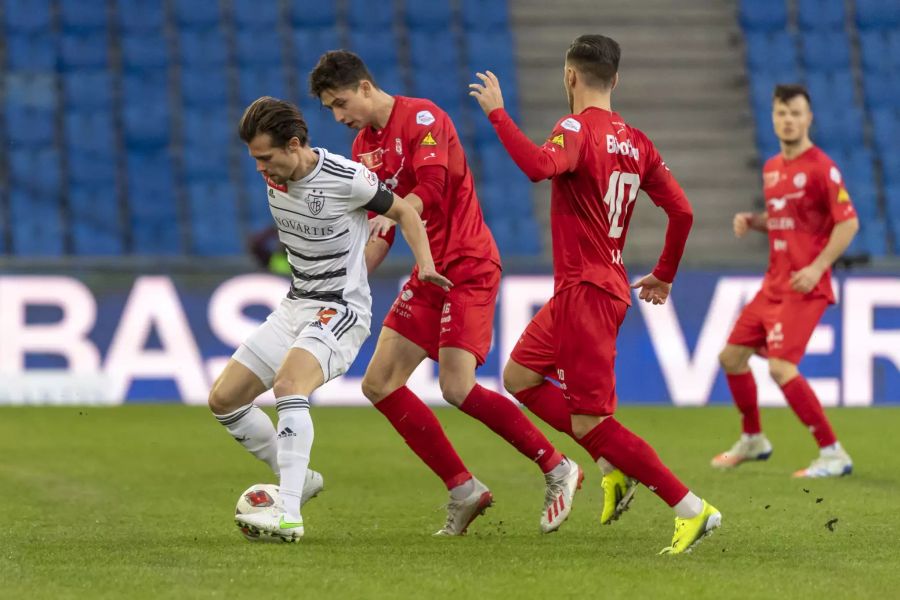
[264, 148, 393, 330]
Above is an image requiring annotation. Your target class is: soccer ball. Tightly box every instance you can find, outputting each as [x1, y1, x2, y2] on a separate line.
[235, 483, 279, 541]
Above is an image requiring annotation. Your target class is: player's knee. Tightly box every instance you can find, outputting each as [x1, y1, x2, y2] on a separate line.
[502, 362, 537, 396]
[571, 414, 608, 439]
[718, 347, 745, 373]
[768, 360, 797, 386]
[438, 374, 473, 407]
[208, 377, 241, 415]
[272, 375, 299, 399]
[361, 373, 391, 404]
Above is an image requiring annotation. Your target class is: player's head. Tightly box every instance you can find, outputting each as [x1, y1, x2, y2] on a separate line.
[772, 84, 813, 145]
[239, 96, 309, 185]
[309, 50, 381, 130]
[564, 35, 620, 111]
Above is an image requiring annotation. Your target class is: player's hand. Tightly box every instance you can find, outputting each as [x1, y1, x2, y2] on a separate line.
[368, 214, 395, 242]
[789, 264, 824, 294]
[631, 273, 671, 305]
[468, 71, 505, 116]
[733, 212, 755, 238]
[417, 266, 453, 292]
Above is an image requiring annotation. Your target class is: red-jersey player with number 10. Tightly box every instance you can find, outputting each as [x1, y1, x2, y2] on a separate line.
[470, 34, 721, 555]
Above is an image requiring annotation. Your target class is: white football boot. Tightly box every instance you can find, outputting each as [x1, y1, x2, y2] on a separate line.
[793, 445, 853, 478]
[540, 457, 583, 533]
[235, 507, 304, 542]
[301, 469, 324, 506]
[434, 478, 493, 536]
[711, 434, 773, 469]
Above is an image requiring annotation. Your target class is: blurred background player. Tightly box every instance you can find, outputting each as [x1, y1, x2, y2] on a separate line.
[309, 50, 582, 536]
[470, 34, 721, 554]
[712, 84, 858, 478]
[211, 97, 450, 541]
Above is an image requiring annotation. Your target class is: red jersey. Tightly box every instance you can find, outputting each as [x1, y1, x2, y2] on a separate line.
[760, 146, 857, 303]
[489, 107, 693, 305]
[352, 96, 500, 270]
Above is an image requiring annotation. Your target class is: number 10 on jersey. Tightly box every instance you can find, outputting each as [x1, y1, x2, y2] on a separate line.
[604, 171, 640, 238]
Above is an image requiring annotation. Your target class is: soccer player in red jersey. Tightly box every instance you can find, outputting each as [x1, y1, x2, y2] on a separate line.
[711, 84, 858, 478]
[309, 50, 582, 535]
[470, 34, 721, 554]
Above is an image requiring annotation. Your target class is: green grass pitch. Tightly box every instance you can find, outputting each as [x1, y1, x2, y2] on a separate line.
[2, 405, 898, 599]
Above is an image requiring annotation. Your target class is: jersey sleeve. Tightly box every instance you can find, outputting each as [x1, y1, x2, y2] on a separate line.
[348, 164, 394, 214]
[410, 108, 450, 171]
[542, 116, 585, 175]
[820, 162, 858, 223]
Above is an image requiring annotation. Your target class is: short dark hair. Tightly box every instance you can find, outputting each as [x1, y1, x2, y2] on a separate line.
[309, 50, 378, 98]
[238, 96, 309, 147]
[773, 84, 811, 106]
[565, 35, 620, 88]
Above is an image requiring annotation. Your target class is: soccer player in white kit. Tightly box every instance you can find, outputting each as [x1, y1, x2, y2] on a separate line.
[209, 97, 451, 541]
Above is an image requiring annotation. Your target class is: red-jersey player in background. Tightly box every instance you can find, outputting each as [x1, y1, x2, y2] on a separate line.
[470, 34, 721, 554]
[712, 84, 858, 477]
[309, 50, 583, 536]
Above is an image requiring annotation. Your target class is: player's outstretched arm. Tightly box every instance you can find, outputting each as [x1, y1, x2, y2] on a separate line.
[790, 217, 859, 293]
[469, 71, 560, 181]
[383, 196, 453, 291]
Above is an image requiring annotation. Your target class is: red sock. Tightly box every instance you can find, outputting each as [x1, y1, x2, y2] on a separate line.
[727, 372, 761, 434]
[375, 386, 471, 489]
[578, 417, 689, 506]
[780, 376, 837, 448]
[460, 384, 564, 473]
[514, 382, 573, 436]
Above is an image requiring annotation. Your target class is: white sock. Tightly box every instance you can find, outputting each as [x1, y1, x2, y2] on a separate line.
[275, 395, 313, 522]
[215, 404, 279, 475]
[596, 457, 616, 476]
[821, 441, 843, 454]
[673, 491, 704, 519]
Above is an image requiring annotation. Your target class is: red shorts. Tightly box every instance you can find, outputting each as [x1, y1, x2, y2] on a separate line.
[727, 291, 829, 364]
[383, 257, 500, 365]
[510, 283, 628, 416]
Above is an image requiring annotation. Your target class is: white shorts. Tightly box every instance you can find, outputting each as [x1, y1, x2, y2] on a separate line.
[233, 298, 370, 388]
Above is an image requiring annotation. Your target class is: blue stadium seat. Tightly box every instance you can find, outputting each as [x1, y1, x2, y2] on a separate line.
[871, 109, 899, 155]
[862, 70, 900, 109]
[510, 218, 542, 255]
[183, 107, 232, 147]
[883, 153, 900, 187]
[172, 0, 222, 28]
[797, 0, 845, 31]
[477, 141, 521, 186]
[69, 185, 123, 255]
[123, 68, 168, 107]
[855, 0, 900, 30]
[368, 64, 405, 95]
[745, 31, 798, 74]
[237, 66, 289, 107]
[126, 150, 181, 254]
[124, 103, 170, 148]
[410, 72, 463, 118]
[885, 184, 900, 220]
[8, 148, 61, 191]
[801, 31, 851, 71]
[460, 0, 509, 32]
[858, 30, 890, 72]
[4, 73, 57, 108]
[5, 105, 56, 146]
[805, 69, 855, 112]
[121, 32, 169, 70]
[180, 67, 228, 106]
[347, 30, 400, 71]
[60, 32, 110, 70]
[116, 0, 165, 31]
[63, 70, 113, 110]
[187, 183, 242, 255]
[859, 218, 888, 256]
[178, 28, 228, 67]
[235, 28, 284, 67]
[5, 33, 56, 70]
[346, 0, 392, 31]
[67, 148, 117, 186]
[233, 0, 280, 28]
[848, 185, 879, 221]
[409, 30, 457, 71]
[60, 0, 109, 31]
[464, 31, 519, 114]
[738, 0, 788, 32]
[405, 0, 453, 30]
[9, 190, 65, 256]
[3, 0, 52, 34]
[301, 104, 353, 152]
[288, 0, 338, 27]
[813, 106, 864, 149]
[65, 110, 115, 155]
[292, 26, 341, 71]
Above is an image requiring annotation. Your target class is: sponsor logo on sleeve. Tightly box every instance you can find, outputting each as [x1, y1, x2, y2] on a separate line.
[420, 132, 437, 146]
[560, 117, 581, 132]
[550, 134, 565, 148]
[363, 168, 378, 186]
[416, 110, 435, 126]
[830, 166, 842, 184]
[837, 187, 851, 203]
